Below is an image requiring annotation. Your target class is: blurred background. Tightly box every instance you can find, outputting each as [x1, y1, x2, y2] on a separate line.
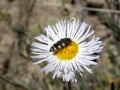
[0, 0, 120, 90]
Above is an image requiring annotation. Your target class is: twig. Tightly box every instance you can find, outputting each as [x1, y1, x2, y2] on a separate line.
[27, 0, 36, 12]
[82, 7, 120, 14]
[105, 0, 113, 9]
[0, 75, 27, 90]
[76, 0, 84, 21]
[18, 0, 36, 30]
[43, 2, 120, 14]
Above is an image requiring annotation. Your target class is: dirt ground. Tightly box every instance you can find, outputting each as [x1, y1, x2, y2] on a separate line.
[0, 0, 118, 90]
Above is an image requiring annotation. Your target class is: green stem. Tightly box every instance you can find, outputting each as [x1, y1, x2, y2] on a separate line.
[61, 0, 65, 8]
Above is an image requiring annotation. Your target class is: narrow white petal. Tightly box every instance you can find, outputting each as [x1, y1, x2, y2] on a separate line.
[31, 48, 48, 53]
[35, 34, 53, 45]
[33, 59, 47, 64]
[32, 42, 50, 51]
[77, 30, 94, 43]
[74, 22, 87, 40]
[45, 26, 59, 41]
[82, 65, 92, 73]
[31, 54, 47, 59]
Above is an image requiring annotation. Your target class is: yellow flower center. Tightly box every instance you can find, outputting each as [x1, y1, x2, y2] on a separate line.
[54, 41, 78, 60]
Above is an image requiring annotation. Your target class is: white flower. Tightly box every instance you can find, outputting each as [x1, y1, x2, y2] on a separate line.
[31, 18, 103, 82]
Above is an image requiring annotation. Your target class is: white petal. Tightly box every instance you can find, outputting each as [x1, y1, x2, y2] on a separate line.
[32, 42, 50, 51]
[82, 65, 92, 73]
[35, 34, 53, 45]
[45, 26, 59, 41]
[74, 22, 88, 41]
[31, 54, 47, 59]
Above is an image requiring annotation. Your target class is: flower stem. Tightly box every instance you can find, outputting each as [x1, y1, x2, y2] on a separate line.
[67, 81, 71, 90]
[63, 81, 71, 90]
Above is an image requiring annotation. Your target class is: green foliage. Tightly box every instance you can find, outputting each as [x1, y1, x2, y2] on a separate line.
[0, 9, 11, 21]
[33, 24, 43, 34]
[98, 13, 120, 41]
[98, 1, 120, 89]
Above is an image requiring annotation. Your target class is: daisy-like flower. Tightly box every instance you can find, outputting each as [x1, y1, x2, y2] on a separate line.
[31, 18, 103, 82]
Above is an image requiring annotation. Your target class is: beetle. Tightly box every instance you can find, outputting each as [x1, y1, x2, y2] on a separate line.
[49, 38, 71, 52]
